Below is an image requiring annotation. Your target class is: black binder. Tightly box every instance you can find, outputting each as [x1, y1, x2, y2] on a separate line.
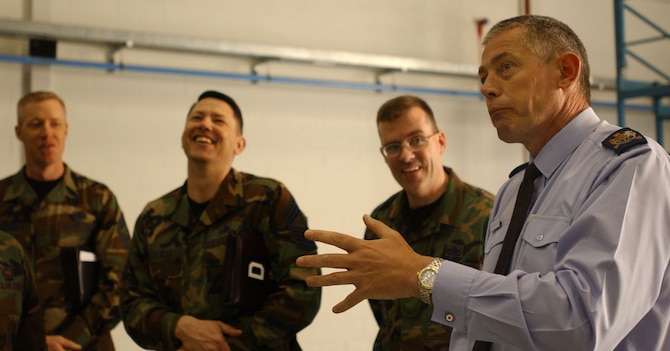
[60, 246, 98, 309]
[222, 231, 278, 311]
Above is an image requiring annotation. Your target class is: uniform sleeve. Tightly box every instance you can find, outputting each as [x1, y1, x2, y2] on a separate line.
[59, 188, 131, 346]
[228, 184, 321, 350]
[121, 210, 183, 350]
[364, 215, 387, 329]
[14, 245, 47, 351]
[433, 150, 670, 350]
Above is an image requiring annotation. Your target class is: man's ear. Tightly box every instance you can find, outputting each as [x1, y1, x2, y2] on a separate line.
[557, 52, 581, 89]
[438, 130, 446, 155]
[234, 136, 247, 155]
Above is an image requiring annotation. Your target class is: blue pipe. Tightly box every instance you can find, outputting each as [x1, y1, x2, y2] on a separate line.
[0, 53, 652, 112]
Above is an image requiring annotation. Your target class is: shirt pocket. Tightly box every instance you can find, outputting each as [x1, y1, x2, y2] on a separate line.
[482, 218, 505, 271]
[148, 249, 184, 307]
[203, 235, 227, 297]
[58, 210, 97, 246]
[484, 218, 505, 255]
[516, 215, 569, 274]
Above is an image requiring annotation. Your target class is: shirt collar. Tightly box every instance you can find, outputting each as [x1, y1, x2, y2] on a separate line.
[531, 107, 601, 180]
[4, 163, 77, 203]
[389, 166, 463, 227]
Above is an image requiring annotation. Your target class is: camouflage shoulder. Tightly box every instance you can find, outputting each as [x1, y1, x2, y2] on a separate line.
[67, 168, 122, 206]
[602, 127, 647, 155]
[68, 167, 111, 191]
[237, 171, 283, 192]
[0, 172, 16, 187]
[372, 190, 403, 214]
[462, 181, 495, 202]
[140, 185, 184, 217]
[0, 232, 28, 274]
[0, 170, 27, 199]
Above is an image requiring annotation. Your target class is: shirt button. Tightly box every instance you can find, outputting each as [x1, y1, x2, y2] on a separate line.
[536, 234, 544, 241]
[445, 313, 454, 322]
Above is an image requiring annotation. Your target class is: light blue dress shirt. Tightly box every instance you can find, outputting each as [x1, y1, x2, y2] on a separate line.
[432, 108, 670, 350]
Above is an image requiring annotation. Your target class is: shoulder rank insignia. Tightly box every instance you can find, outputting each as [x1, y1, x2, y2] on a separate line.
[602, 127, 647, 155]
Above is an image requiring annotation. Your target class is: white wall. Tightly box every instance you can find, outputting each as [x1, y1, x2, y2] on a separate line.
[1, 1, 668, 350]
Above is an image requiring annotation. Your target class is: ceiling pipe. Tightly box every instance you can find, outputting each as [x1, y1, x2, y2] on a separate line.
[0, 18, 478, 79]
[0, 53, 651, 112]
[0, 17, 618, 91]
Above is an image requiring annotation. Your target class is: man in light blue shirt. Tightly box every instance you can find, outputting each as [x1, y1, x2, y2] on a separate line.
[297, 15, 670, 351]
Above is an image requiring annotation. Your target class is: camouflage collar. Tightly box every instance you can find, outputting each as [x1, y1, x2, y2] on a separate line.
[388, 166, 465, 230]
[3, 163, 78, 204]
[199, 169, 244, 226]
[172, 168, 245, 230]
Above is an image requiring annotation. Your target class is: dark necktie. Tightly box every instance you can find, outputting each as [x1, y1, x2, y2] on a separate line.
[472, 163, 541, 351]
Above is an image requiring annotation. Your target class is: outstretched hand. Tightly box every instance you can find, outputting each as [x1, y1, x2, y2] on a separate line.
[296, 214, 433, 313]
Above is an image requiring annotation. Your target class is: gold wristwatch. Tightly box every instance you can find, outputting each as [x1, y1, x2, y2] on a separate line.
[417, 257, 444, 305]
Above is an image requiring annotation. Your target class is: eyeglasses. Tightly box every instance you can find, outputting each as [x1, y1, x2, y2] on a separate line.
[380, 131, 439, 158]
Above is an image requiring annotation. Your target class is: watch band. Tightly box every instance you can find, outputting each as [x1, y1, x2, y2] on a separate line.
[418, 257, 444, 305]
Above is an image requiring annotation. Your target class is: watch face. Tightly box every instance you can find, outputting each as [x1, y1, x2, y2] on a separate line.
[420, 269, 437, 288]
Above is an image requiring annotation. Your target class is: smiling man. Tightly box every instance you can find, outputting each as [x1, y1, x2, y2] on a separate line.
[0, 91, 131, 351]
[121, 90, 321, 351]
[364, 95, 494, 350]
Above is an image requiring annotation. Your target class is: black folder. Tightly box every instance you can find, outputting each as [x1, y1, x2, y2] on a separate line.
[222, 231, 278, 311]
[60, 246, 98, 309]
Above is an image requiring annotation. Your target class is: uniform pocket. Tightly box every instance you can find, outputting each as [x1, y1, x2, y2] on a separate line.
[58, 210, 97, 246]
[484, 218, 505, 255]
[516, 215, 569, 274]
[148, 249, 184, 307]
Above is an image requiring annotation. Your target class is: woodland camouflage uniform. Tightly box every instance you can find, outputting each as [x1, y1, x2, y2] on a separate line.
[0, 230, 46, 351]
[365, 167, 494, 351]
[121, 168, 321, 351]
[0, 164, 131, 351]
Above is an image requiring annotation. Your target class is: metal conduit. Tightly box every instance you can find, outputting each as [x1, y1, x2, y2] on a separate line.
[0, 18, 479, 78]
[0, 53, 652, 112]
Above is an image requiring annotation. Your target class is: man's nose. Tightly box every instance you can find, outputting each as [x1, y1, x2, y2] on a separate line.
[41, 123, 52, 136]
[480, 77, 501, 99]
[398, 143, 415, 162]
[197, 116, 213, 129]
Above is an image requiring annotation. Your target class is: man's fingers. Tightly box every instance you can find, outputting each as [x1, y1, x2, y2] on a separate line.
[303, 229, 360, 252]
[363, 214, 399, 239]
[298, 215, 411, 315]
[297, 252, 352, 269]
[46, 336, 81, 351]
[305, 270, 354, 287]
[217, 322, 243, 336]
[332, 289, 367, 313]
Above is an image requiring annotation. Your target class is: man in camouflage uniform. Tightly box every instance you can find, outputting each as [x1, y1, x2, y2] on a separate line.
[0, 230, 46, 351]
[365, 95, 494, 350]
[0, 91, 131, 351]
[121, 90, 321, 351]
